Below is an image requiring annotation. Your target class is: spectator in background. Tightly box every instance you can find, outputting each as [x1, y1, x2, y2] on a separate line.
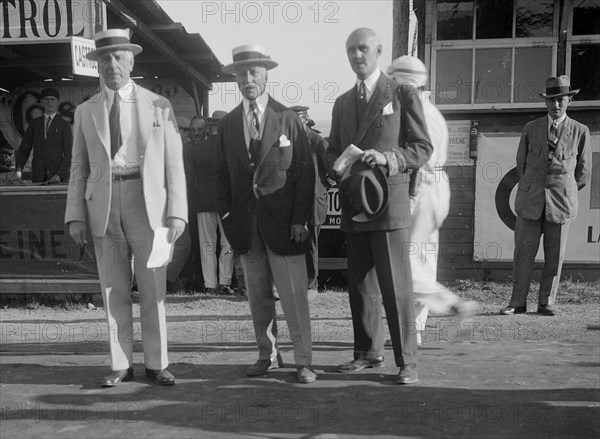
[11, 88, 72, 184]
[500, 75, 591, 317]
[165, 116, 194, 292]
[387, 56, 477, 346]
[289, 105, 330, 296]
[191, 111, 234, 295]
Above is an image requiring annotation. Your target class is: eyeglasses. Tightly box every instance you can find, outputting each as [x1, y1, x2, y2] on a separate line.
[189, 128, 207, 133]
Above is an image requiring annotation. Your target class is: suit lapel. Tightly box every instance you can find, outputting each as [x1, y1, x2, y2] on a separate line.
[135, 88, 154, 155]
[256, 102, 282, 166]
[90, 97, 110, 156]
[343, 90, 358, 144]
[230, 104, 250, 165]
[355, 76, 392, 146]
[555, 116, 573, 158]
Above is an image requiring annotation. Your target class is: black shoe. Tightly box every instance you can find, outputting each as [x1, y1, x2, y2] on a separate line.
[246, 353, 284, 377]
[100, 367, 133, 387]
[396, 364, 418, 384]
[145, 368, 175, 385]
[500, 306, 526, 315]
[337, 357, 384, 373]
[219, 285, 234, 295]
[537, 304, 556, 316]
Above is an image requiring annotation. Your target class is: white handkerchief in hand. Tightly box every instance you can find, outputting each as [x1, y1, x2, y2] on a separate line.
[382, 101, 394, 116]
[147, 227, 175, 269]
[333, 144, 363, 177]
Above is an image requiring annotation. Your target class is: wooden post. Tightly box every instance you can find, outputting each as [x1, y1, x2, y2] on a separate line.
[392, 0, 410, 59]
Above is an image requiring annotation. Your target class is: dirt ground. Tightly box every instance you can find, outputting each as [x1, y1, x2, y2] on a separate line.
[1, 289, 599, 438]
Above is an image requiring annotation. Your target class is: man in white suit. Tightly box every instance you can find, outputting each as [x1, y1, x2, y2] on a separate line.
[387, 56, 476, 345]
[65, 29, 187, 387]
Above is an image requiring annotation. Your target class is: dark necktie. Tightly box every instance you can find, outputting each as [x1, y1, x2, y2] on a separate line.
[548, 119, 558, 161]
[357, 81, 367, 121]
[110, 92, 121, 159]
[249, 101, 260, 163]
[44, 115, 51, 139]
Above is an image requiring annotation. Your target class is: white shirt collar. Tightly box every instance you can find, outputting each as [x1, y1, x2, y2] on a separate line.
[44, 112, 57, 119]
[242, 92, 269, 115]
[356, 68, 381, 92]
[548, 113, 567, 126]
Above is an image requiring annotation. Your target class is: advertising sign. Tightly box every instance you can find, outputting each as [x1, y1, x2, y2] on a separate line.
[446, 120, 473, 166]
[0, 0, 104, 44]
[322, 188, 341, 229]
[71, 36, 98, 77]
[473, 132, 600, 263]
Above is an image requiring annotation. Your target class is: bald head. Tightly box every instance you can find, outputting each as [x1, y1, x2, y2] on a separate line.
[346, 28, 382, 80]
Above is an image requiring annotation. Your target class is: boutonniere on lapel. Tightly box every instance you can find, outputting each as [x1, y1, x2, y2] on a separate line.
[278, 134, 291, 148]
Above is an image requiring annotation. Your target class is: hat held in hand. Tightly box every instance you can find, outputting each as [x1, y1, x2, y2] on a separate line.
[340, 162, 389, 223]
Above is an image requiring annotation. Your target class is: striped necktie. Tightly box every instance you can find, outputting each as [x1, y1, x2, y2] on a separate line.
[548, 119, 558, 161]
[249, 101, 260, 164]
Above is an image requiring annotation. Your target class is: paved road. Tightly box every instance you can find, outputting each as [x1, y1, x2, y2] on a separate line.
[1, 302, 599, 438]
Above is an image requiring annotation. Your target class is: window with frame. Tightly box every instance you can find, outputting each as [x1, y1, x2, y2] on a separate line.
[566, 0, 600, 104]
[432, 0, 557, 107]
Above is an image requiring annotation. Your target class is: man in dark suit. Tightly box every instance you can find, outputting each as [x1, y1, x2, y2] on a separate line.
[12, 88, 72, 183]
[215, 45, 316, 383]
[289, 105, 330, 294]
[325, 28, 432, 384]
[500, 75, 591, 317]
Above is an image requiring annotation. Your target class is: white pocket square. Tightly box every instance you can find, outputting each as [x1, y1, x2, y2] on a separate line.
[382, 102, 394, 116]
[279, 134, 291, 147]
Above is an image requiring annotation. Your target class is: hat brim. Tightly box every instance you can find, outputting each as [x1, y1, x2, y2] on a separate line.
[347, 165, 389, 223]
[86, 44, 143, 61]
[222, 59, 278, 75]
[539, 89, 579, 99]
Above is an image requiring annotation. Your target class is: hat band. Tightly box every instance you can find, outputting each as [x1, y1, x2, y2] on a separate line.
[388, 67, 427, 77]
[546, 85, 571, 95]
[232, 51, 271, 63]
[95, 35, 132, 49]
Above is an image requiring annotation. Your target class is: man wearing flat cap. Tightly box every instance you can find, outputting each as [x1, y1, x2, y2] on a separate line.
[325, 28, 432, 385]
[289, 105, 330, 295]
[500, 75, 591, 317]
[65, 29, 187, 387]
[214, 44, 316, 383]
[12, 87, 72, 184]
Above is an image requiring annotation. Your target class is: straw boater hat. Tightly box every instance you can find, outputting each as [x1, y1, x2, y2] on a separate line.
[539, 75, 579, 99]
[386, 55, 428, 87]
[86, 29, 143, 61]
[222, 45, 278, 75]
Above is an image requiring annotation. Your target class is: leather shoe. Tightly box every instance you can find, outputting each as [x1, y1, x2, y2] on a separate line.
[537, 304, 556, 316]
[145, 368, 175, 385]
[296, 365, 317, 383]
[100, 368, 133, 387]
[246, 353, 284, 377]
[337, 357, 384, 373]
[396, 364, 418, 385]
[500, 306, 526, 315]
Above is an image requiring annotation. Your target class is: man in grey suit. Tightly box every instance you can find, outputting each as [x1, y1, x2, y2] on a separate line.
[325, 28, 432, 384]
[500, 75, 591, 317]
